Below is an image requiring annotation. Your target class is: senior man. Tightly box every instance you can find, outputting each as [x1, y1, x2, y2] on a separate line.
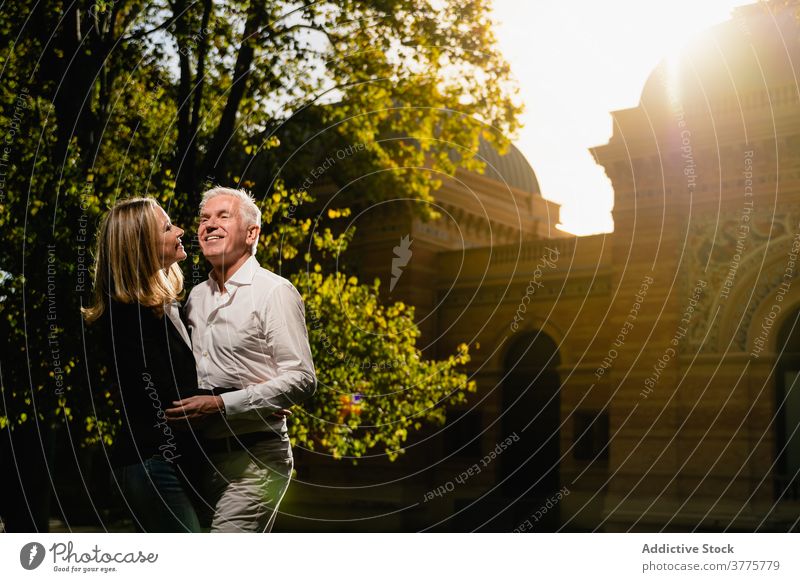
[166, 186, 316, 532]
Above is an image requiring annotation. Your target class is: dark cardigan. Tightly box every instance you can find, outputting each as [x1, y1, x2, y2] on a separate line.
[96, 299, 202, 467]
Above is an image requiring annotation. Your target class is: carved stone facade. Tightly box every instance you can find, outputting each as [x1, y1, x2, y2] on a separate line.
[287, 1, 800, 532]
[684, 210, 800, 352]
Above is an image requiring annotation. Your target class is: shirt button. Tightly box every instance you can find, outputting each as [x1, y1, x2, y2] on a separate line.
[202, 351, 208, 357]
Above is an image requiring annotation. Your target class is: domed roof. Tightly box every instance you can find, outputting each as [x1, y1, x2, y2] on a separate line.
[640, 1, 800, 110]
[475, 138, 541, 195]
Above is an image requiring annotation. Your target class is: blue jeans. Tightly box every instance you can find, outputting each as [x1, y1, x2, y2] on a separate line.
[114, 457, 200, 532]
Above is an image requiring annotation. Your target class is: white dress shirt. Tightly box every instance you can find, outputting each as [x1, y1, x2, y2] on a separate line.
[185, 255, 317, 438]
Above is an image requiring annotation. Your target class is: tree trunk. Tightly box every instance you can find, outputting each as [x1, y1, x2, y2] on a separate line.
[201, 1, 268, 183]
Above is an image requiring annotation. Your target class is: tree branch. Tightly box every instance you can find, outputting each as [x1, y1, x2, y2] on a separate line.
[172, 0, 195, 195]
[201, 1, 269, 180]
[189, 0, 212, 138]
[120, 2, 197, 42]
[271, 22, 341, 46]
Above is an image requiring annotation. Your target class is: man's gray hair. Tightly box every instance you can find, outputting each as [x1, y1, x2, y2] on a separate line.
[200, 186, 262, 255]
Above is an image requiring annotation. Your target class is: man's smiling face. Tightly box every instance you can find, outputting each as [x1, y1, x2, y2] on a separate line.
[198, 194, 257, 270]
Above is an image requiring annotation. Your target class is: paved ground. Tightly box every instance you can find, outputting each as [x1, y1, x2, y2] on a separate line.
[47, 518, 135, 533]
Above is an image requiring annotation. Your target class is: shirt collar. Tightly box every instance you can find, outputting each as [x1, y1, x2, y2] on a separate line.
[208, 254, 259, 292]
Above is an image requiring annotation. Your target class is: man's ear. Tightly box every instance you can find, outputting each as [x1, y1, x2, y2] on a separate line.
[246, 224, 261, 246]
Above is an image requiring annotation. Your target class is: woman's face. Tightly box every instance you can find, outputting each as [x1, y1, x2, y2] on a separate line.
[155, 205, 187, 268]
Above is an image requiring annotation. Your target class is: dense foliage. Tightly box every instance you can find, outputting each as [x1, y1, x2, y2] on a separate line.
[0, 0, 519, 460]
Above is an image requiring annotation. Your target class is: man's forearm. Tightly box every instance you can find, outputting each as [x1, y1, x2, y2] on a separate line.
[221, 369, 317, 416]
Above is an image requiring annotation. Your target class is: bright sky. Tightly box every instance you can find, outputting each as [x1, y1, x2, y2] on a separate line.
[491, 0, 748, 235]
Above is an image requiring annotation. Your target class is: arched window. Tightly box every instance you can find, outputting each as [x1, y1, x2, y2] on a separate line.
[499, 330, 562, 527]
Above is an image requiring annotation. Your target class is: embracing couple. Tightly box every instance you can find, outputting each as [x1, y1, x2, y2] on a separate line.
[82, 187, 317, 532]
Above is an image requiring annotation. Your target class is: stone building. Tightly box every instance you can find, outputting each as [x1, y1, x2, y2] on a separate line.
[284, 0, 800, 532]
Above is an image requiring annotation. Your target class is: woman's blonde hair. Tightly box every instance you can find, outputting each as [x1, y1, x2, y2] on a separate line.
[82, 197, 184, 323]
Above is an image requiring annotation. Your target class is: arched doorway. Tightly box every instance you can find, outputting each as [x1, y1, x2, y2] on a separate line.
[775, 308, 800, 501]
[499, 330, 561, 529]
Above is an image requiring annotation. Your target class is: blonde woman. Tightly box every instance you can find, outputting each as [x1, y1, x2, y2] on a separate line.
[83, 197, 202, 532]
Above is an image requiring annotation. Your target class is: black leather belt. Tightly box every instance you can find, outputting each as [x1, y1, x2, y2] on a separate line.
[203, 431, 281, 454]
[203, 387, 283, 453]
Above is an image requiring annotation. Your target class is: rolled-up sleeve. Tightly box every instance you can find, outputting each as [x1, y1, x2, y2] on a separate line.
[221, 282, 317, 415]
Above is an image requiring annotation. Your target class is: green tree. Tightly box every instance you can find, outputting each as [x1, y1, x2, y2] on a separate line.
[0, 0, 519, 489]
[257, 186, 477, 460]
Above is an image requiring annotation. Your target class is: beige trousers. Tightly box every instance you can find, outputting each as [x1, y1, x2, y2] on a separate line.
[202, 439, 293, 533]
